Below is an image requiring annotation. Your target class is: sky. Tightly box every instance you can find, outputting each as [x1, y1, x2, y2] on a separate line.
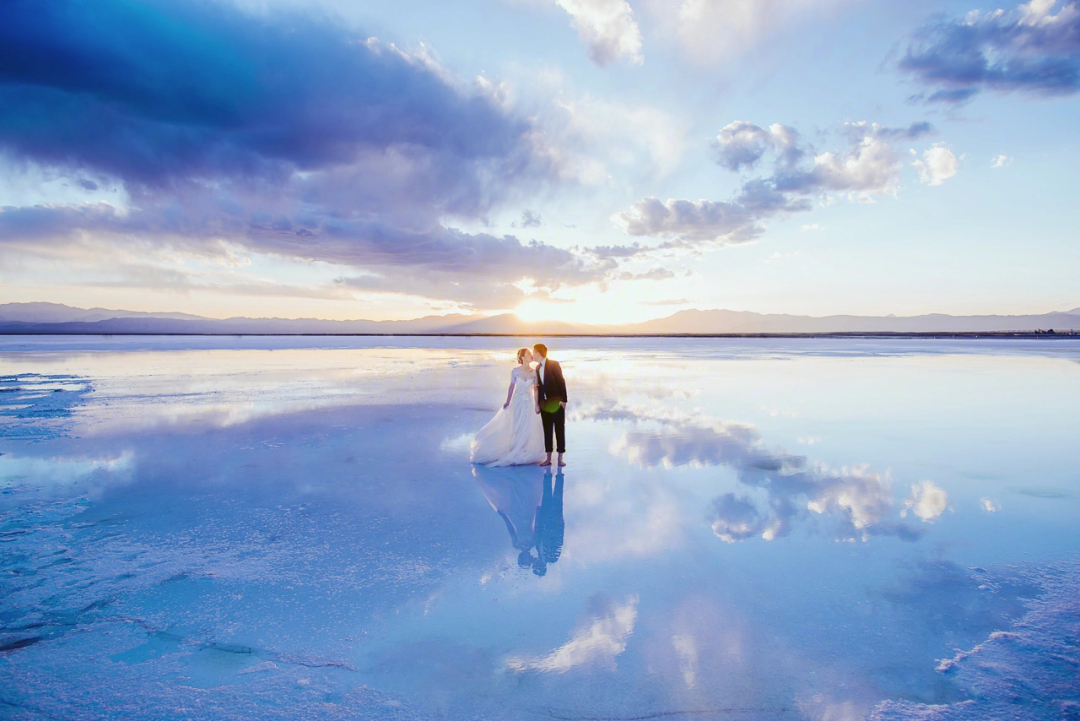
[0, 0, 1077, 324]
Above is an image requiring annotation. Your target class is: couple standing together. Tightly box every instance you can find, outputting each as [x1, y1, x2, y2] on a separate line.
[471, 343, 567, 468]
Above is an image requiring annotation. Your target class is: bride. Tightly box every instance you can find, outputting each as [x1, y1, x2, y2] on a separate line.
[471, 348, 546, 466]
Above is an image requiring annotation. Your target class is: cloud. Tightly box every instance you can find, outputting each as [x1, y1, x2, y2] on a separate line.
[331, 231, 609, 306]
[901, 480, 950, 522]
[991, 154, 1014, 168]
[713, 121, 803, 172]
[777, 136, 902, 195]
[900, 0, 1080, 103]
[0, 0, 622, 309]
[612, 189, 806, 246]
[618, 267, 676, 281]
[555, 0, 644, 66]
[614, 120, 925, 246]
[980, 497, 1000, 512]
[841, 121, 936, 142]
[0, 1, 530, 190]
[0, 202, 614, 307]
[604, 408, 924, 542]
[586, 243, 650, 259]
[516, 209, 543, 228]
[912, 144, 960, 186]
[923, 87, 981, 104]
[505, 595, 639, 672]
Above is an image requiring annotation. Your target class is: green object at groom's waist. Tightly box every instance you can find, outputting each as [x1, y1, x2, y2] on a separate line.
[540, 398, 563, 413]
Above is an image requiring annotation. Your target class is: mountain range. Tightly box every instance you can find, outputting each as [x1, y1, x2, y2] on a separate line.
[1, 302, 1078, 335]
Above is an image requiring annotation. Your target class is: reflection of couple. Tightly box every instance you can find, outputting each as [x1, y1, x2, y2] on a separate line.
[470, 343, 567, 467]
[473, 466, 564, 576]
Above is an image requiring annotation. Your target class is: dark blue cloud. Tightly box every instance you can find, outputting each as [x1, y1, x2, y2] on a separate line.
[864, 121, 936, 140]
[924, 87, 980, 104]
[0, 0, 616, 308]
[0, 0, 528, 188]
[900, 2, 1080, 103]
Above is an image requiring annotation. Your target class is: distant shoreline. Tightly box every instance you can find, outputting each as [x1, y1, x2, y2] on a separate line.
[4, 303, 1077, 337]
[1, 332, 1077, 339]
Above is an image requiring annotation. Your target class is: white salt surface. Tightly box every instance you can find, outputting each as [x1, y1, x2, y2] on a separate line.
[1, 336, 1078, 719]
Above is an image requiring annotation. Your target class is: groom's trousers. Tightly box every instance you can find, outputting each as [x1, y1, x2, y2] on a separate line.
[540, 406, 566, 454]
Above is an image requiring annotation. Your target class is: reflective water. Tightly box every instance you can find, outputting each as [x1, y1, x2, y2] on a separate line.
[1, 337, 1078, 720]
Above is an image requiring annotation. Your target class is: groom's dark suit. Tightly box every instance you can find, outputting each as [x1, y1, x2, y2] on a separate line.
[536, 358, 567, 454]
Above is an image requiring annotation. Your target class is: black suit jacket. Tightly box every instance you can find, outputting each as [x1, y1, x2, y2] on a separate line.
[537, 359, 567, 406]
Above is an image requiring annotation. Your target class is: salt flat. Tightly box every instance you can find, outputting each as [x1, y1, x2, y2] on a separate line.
[2, 337, 1078, 720]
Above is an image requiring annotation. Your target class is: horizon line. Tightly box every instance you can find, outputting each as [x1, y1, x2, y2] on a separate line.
[2, 301, 1080, 326]
[2, 331, 1077, 339]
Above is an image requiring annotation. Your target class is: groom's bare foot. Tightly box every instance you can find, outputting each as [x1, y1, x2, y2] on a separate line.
[540, 456, 552, 466]
[557, 455, 566, 467]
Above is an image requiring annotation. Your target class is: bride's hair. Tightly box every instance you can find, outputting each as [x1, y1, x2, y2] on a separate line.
[516, 347, 530, 364]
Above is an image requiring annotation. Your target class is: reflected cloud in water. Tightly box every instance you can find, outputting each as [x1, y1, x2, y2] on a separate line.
[472, 465, 564, 576]
[0, 451, 134, 504]
[505, 594, 638, 674]
[602, 406, 934, 542]
[901, 480, 951, 523]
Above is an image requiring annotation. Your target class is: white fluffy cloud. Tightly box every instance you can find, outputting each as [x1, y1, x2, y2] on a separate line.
[556, 0, 644, 66]
[807, 136, 903, 195]
[912, 144, 960, 185]
[991, 154, 1013, 168]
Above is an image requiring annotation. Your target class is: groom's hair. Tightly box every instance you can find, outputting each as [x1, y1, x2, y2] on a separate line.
[532, 343, 547, 358]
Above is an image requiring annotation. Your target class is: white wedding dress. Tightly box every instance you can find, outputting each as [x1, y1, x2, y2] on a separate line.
[471, 368, 546, 466]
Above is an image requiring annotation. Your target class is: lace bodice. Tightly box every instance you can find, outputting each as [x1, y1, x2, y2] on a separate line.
[513, 368, 537, 386]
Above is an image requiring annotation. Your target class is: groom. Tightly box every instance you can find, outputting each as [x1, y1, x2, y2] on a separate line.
[533, 343, 567, 467]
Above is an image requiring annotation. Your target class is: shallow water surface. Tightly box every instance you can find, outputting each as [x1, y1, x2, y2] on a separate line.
[1, 337, 1078, 720]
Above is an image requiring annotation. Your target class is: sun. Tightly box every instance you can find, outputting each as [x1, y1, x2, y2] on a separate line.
[514, 299, 562, 323]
